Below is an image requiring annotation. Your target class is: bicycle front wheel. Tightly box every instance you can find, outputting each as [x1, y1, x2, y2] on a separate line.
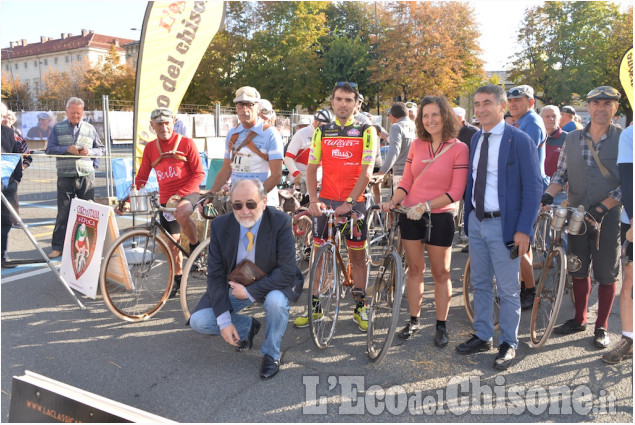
[530, 246, 566, 348]
[367, 250, 403, 363]
[100, 229, 174, 322]
[308, 243, 340, 349]
[462, 257, 500, 330]
[181, 238, 210, 321]
[532, 212, 552, 284]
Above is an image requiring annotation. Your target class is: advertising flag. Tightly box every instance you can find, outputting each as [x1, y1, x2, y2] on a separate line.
[619, 47, 633, 108]
[133, 1, 225, 172]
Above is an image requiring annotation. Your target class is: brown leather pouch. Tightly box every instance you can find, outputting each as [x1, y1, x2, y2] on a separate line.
[228, 259, 266, 286]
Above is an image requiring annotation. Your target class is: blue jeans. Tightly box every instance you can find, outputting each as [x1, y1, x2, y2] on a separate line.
[468, 211, 521, 349]
[189, 290, 290, 361]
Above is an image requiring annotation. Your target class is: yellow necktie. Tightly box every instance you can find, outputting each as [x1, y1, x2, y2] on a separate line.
[246, 230, 254, 252]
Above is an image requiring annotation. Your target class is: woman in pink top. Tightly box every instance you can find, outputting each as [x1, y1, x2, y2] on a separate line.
[382, 96, 469, 347]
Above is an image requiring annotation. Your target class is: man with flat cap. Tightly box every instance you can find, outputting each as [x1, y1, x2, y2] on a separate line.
[27, 112, 52, 140]
[544, 86, 623, 350]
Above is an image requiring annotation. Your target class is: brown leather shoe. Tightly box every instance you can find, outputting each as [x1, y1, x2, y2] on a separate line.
[48, 250, 62, 259]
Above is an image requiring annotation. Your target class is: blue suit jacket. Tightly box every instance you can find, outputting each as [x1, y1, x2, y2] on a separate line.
[194, 206, 304, 317]
[464, 123, 543, 246]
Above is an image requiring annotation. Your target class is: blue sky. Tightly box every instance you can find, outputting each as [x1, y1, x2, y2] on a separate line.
[1, 0, 630, 71]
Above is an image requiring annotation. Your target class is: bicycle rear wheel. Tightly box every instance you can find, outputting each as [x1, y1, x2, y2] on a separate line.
[308, 243, 340, 348]
[367, 250, 403, 363]
[530, 246, 566, 348]
[366, 208, 388, 267]
[100, 229, 174, 322]
[462, 257, 500, 330]
[181, 238, 210, 321]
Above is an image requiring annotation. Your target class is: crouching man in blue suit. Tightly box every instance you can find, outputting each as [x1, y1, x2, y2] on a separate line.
[190, 178, 303, 379]
[456, 85, 542, 370]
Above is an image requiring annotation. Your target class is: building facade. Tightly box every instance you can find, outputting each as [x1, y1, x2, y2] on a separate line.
[1, 29, 135, 100]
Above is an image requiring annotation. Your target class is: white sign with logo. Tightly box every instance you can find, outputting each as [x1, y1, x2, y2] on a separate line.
[60, 199, 120, 299]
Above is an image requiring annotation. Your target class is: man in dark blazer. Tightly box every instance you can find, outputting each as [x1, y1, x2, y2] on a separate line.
[190, 178, 303, 379]
[457, 85, 542, 370]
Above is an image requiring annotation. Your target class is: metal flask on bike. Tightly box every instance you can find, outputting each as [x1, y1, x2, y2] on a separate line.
[129, 187, 149, 213]
[567, 205, 586, 235]
[551, 207, 568, 232]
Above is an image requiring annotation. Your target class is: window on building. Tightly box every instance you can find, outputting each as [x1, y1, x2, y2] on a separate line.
[98, 55, 104, 62]
[65, 56, 69, 63]
[4, 64, 9, 71]
[34, 60, 38, 67]
[76, 54, 81, 61]
[43, 58, 48, 66]
[54, 57, 58, 64]
[14, 63, 18, 69]
[24, 62, 28, 69]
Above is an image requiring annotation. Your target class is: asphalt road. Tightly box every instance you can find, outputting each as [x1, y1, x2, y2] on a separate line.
[1, 184, 632, 422]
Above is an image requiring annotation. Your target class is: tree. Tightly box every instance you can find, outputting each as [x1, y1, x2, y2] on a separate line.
[82, 46, 136, 102]
[509, 1, 633, 117]
[370, 1, 484, 104]
[1, 74, 30, 109]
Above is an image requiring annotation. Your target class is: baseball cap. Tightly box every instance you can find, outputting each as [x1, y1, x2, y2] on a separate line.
[561, 105, 576, 115]
[452, 107, 466, 119]
[507, 85, 534, 99]
[233, 86, 261, 103]
[405, 101, 417, 111]
[259, 99, 274, 118]
[586, 86, 621, 101]
[150, 108, 174, 123]
[37, 112, 50, 120]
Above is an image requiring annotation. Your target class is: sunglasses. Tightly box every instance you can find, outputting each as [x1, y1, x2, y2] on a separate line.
[236, 102, 256, 108]
[334, 81, 358, 88]
[587, 86, 620, 99]
[405, 102, 417, 109]
[506, 88, 530, 98]
[232, 200, 259, 210]
[150, 108, 173, 120]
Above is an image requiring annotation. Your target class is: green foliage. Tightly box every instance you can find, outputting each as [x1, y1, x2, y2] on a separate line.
[509, 1, 633, 117]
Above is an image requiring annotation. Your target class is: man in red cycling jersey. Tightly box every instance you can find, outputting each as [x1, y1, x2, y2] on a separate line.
[134, 108, 205, 297]
[293, 82, 377, 331]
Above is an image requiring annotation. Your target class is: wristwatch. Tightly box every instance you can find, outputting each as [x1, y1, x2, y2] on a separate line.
[346, 196, 356, 206]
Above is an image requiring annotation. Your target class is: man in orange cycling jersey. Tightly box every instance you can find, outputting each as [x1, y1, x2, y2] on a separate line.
[293, 82, 377, 331]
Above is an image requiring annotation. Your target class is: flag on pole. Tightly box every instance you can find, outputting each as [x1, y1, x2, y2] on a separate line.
[132, 1, 225, 172]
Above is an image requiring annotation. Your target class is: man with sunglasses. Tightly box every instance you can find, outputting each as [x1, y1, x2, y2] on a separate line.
[544, 86, 623, 350]
[293, 82, 377, 331]
[506, 85, 548, 310]
[135, 108, 205, 297]
[189, 178, 303, 379]
[205, 86, 283, 207]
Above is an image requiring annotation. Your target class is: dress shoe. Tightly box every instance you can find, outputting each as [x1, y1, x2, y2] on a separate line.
[397, 321, 422, 340]
[493, 342, 515, 370]
[602, 336, 633, 364]
[554, 318, 586, 335]
[236, 318, 261, 352]
[456, 334, 492, 355]
[434, 327, 449, 347]
[593, 327, 610, 349]
[520, 286, 536, 310]
[260, 354, 280, 379]
[48, 250, 62, 259]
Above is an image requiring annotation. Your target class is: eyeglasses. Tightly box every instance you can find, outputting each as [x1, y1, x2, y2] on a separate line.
[236, 102, 256, 108]
[150, 108, 173, 120]
[232, 200, 259, 210]
[334, 81, 357, 88]
[587, 86, 620, 100]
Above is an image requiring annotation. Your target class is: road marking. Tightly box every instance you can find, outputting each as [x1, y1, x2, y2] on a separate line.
[1, 265, 56, 283]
